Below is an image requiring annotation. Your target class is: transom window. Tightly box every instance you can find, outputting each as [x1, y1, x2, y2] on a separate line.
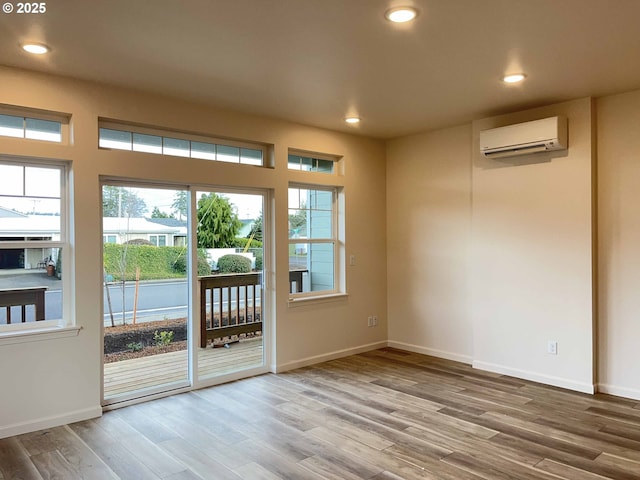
[288, 185, 341, 297]
[288, 153, 336, 174]
[0, 113, 63, 143]
[99, 123, 266, 166]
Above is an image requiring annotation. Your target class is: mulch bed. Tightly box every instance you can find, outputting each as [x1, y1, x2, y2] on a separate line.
[104, 318, 187, 363]
[103, 317, 261, 363]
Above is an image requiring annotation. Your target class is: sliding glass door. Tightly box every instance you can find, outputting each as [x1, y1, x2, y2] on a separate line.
[102, 184, 190, 403]
[102, 184, 268, 405]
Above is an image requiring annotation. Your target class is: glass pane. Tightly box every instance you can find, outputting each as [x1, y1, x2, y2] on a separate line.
[25, 167, 60, 198]
[287, 155, 301, 170]
[132, 133, 162, 154]
[317, 159, 334, 173]
[25, 118, 62, 142]
[0, 164, 24, 196]
[240, 148, 263, 166]
[288, 188, 333, 239]
[191, 141, 216, 160]
[288, 242, 334, 293]
[217, 145, 239, 163]
[0, 247, 64, 324]
[301, 157, 313, 171]
[0, 114, 24, 138]
[99, 128, 132, 150]
[103, 186, 189, 402]
[163, 137, 190, 157]
[196, 190, 265, 381]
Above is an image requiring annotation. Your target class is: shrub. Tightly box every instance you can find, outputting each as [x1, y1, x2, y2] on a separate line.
[124, 239, 154, 246]
[254, 249, 263, 270]
[217, 254, 252, 273]
[172, 250, 211, 276]
[126, 342, 143, 352]
[154, 330, 174, 347]
[230, 237, 263, 249]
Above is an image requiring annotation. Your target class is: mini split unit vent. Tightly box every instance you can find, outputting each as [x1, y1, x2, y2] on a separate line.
[479, 116, 568, 159]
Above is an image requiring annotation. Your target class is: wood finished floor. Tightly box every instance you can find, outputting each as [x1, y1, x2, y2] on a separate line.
[2, 348, 640, 479]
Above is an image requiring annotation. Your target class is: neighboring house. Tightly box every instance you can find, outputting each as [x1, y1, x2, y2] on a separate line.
[0, 210, 188, 270]
[102, 217, 187, 247]
[0, 207, 59, 269]
[237, 219, 255, 239]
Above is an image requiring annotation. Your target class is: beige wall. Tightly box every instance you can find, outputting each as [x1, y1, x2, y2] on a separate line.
[597, 89, 640, 400]
[387, 99, 597, 393]
[0, 67, 387, 437]
[471, 98, 596, 392]
[386, 125, 473, 362]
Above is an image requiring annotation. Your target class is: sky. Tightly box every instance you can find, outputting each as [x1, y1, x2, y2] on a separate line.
[0, 165, 263, 219]
[132, 187, 262, 220]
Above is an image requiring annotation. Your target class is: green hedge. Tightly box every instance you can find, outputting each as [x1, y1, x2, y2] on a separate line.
[104, 244, 197, 281]
[230, 237, 263, 249]
[217, 254, 252, 273]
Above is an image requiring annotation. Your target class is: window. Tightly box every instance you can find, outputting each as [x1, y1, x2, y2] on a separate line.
[0, 113, 63, 143]
[0, 160, 72, 335]
[288, 185, 342, 298]
[103, 235, 117, 244]
[98, 123, 266, 166]
[149, 234, 167, 247]
[288, 153, 336, 173]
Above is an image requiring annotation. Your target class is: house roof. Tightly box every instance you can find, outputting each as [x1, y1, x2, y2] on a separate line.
[0, 207, 28, 219]
[146, 218, 188, 229]
[0, 214, 60, 236]
[103, 217, 186, 235]
[1, 1, 639, 138]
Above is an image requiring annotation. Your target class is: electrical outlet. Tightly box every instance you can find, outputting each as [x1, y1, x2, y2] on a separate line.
[372, 316, 378, 326]
[547, 340, 558, 355]
[349, 254, 356, 266]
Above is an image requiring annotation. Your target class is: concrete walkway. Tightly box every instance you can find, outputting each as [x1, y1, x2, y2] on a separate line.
[0, 269, 61, 290]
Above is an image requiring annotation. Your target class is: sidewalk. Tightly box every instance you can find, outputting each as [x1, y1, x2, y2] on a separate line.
[0, 270, 62, 290]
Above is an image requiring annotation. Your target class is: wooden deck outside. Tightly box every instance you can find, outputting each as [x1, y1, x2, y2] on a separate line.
[104, 338, 263, 399]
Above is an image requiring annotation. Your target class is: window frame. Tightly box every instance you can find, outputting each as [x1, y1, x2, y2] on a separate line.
[288, 183, 343, 300]
[0, 158, 77, 343]
[0, 106, 70, 145]
[149, 234, 167, 247]
[287, 151, 338, 174]
[98, 120, 270, 167]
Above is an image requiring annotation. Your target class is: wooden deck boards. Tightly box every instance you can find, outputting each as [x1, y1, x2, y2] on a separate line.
[104, 339, 264, 398]
[3, 348, 640, 479]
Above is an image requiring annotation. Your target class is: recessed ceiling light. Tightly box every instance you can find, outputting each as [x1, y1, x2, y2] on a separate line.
[503, 73, 526, 84]
[22, 43, 50, 55]
[345, 117, 360, 124]
[385, 7, 418, 23]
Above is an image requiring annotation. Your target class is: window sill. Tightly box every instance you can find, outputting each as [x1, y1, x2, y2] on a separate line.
[0, 325, 82, 346]
[288, 292, 349, 308]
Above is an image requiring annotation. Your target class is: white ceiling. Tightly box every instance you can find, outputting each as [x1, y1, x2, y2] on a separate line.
[1, 0, 640, 139]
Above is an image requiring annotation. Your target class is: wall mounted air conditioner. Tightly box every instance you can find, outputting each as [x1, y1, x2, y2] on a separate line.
[479, 116, 568, 159]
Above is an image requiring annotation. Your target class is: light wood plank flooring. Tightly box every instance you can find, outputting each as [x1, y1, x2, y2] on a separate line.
[3, 348, 640, 479]
[104, 339, 264, 398]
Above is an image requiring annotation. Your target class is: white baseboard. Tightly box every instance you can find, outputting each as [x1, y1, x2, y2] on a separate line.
[274, 341, 388, 373]
[597, 383, 640, 401]
[387, 341, 473, 365]
[473, 360, 595, 394]
[0, 406, 102, 440]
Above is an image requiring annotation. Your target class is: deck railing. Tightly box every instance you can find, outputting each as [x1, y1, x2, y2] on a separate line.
[199, 272, 262, 348]
[0, 286, 47, 324]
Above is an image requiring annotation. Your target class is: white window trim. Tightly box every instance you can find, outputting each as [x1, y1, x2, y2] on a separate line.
[98, 120, 270, 167]
[0, 105, 70, 145]
[0, 159, 74, 340]
[0, 325, 81, 346]
[288, 183, 343, 301]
